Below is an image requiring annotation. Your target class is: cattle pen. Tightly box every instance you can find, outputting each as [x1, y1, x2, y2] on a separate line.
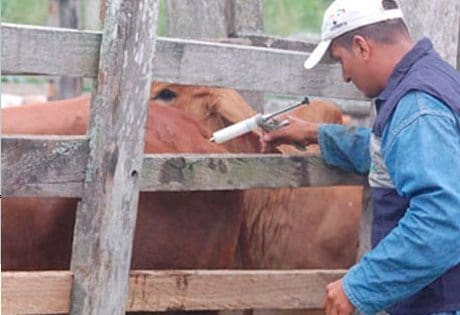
[2, 0, 459, 314]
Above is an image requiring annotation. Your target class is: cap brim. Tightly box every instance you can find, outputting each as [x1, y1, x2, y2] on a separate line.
[304, 39, 331, 70]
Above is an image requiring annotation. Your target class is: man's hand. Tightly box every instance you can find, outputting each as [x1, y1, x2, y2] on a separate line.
[324, 279, 355, 315]
[259, 116, 320, 152]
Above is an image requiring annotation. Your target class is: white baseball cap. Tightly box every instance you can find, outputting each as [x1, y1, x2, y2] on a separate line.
[304, 0, 405, 69]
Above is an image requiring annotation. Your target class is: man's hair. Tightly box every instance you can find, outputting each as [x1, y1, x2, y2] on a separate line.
[333, 0, 410, 50]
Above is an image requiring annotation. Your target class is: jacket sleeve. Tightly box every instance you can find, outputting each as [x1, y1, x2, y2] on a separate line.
[342, 92, 460, 314]
[318, 124, 371, 175]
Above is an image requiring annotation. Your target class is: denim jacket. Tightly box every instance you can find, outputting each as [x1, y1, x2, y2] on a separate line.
[319, 91, 460, 314]
[317, 39, 460, 314]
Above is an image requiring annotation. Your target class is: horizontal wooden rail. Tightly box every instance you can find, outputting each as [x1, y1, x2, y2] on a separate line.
[141, 153, 364, 191]
[222, 33, 318, 51]
[2, 269, 345, 314]
[1, 135, 89, 197]
[2, 135, 364, 197]
[1, 23, 364, 100]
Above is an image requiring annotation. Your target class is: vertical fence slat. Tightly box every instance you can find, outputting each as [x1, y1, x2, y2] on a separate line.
[399, 0, 460, 68]
[231, 0, 265, 112]
[48, 0, 83, 99]
[232, 0, 264, 36]
[69, 1, 159, 314]
[165, 0, 231, 39]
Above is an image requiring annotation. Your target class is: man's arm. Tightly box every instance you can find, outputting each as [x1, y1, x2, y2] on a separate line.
[261, 117, 371, 175]
[318, 124, 371, 175]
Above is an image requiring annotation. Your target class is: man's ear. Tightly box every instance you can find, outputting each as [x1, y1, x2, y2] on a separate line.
[352, 35, 371, 61]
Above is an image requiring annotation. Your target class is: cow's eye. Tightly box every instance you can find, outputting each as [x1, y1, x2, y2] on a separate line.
[153, 89, 176, 101]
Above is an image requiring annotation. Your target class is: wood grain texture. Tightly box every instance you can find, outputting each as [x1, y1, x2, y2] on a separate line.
[1, 23, 364, 100]
[1, 135, 88, 197]
[2, 270, 345, 314]
[1, 137, 364, 197]
[399, 0, 460, 68]
[141, 153, 364, 191]
[69, 1, 159, 314]
[2, 271, 73, 315]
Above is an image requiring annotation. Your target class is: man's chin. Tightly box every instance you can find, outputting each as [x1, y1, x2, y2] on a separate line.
[360, 88, 379, 99]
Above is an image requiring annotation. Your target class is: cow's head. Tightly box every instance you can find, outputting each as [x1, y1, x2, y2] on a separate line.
[150, 82, 344, 154]
[150, 82, 264, 153]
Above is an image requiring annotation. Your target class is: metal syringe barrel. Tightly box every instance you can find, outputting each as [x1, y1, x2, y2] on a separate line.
[209, 114, 262, 144]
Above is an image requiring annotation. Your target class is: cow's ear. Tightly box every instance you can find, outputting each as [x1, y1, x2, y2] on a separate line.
[211, 89, 257, 124]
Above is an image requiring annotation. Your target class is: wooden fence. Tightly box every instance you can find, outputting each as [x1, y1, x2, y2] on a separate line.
[2, 0, 459, 314]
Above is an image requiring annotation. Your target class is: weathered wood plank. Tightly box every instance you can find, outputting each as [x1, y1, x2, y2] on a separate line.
[141, 153, 364, 191]
[69, 1, 159, 314]
[1, 23, 364, 100]
[2, 271, 73, 315]
[48, 0, 84, 100]
[127, 269, 345, 312]
[399, 0, 460, 68]
[232, 0, 264, 35]
[1, 23, 101, 77]
[1, 135, 88, 198]
[224, 34, 317, 52]
[2, 270, 345, 314]
[165, 0, 232, 39]
[1, 136, 364, 197]
[165, 0, 266, 111]
[230, 0, 265, 112]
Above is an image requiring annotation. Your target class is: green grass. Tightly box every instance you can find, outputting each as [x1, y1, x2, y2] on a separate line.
[264, 0, 332, 36]
[1, 0, 49, 25]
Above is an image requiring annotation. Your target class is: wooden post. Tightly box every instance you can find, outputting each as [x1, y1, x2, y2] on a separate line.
[69, 0, 159, 314]
[48, 0, 83, 99]
[399, 0, 460, 68]
[165, 0, 265, 111]
[165, 0, 231, 39]
[231, 0, 265, 113]
[231, 0, 264, 36]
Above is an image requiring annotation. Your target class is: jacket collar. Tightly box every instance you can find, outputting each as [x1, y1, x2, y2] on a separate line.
[375, 38, 434, 110]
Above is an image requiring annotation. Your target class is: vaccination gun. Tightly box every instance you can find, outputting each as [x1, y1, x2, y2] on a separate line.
[209, 97, 310, 144]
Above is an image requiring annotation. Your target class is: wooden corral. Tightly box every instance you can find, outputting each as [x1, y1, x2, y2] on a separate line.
[2, 0, 460, 314]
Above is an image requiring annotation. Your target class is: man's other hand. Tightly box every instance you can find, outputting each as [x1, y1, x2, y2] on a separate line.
[324, 279, 355, 315]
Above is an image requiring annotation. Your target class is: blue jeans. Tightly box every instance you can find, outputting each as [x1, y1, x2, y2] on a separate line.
[431, 312, 460, 315]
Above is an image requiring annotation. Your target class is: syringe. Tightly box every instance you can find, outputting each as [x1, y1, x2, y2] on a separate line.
[209, 97, 310, 144]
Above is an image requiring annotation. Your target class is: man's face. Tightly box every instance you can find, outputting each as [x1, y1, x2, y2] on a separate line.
[330, 40, 382, 98]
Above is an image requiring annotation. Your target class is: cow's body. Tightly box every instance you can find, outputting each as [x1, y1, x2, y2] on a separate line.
[2, 100, 243, 274]
[2, 85, 363, 315]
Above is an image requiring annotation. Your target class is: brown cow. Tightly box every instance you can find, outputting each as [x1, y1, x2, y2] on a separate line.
[2, 97, 244, 315]
[2, 85, 362, 315]
[150, 83, 363, 315]
[150, 82, 362, 269]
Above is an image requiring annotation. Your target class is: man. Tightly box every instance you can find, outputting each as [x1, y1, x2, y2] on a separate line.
[261, 0, 460, 314]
